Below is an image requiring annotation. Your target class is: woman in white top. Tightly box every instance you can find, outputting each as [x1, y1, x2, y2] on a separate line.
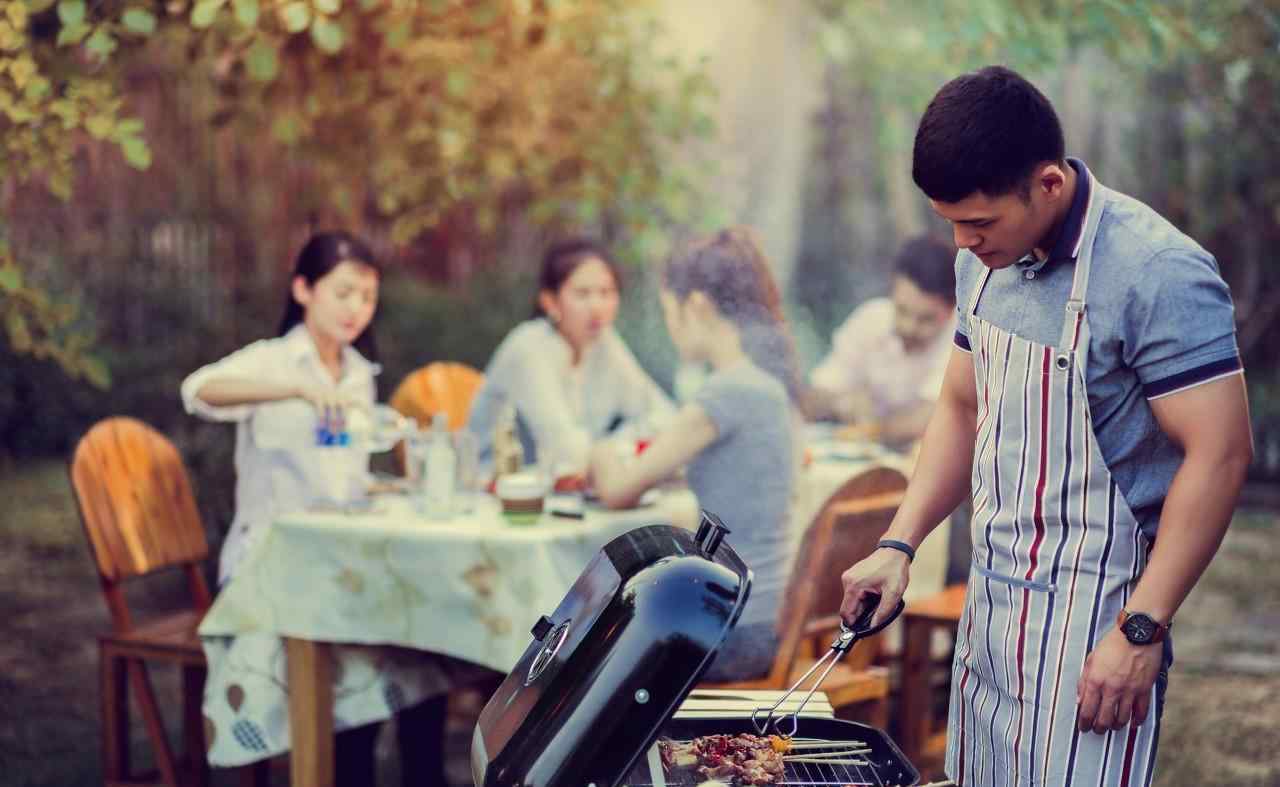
[467, 238, 673, 473]
[182, 232, 452, 786]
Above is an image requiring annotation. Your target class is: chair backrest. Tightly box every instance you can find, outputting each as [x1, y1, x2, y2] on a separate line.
[70, 417, 212, 631]
[389, 362, 486, 475]
[763, 465, 908, 685]
[389, 362, 485, 432]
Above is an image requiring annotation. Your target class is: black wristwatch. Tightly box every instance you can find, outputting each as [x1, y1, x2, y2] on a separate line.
[1116, 609, 1170, 646]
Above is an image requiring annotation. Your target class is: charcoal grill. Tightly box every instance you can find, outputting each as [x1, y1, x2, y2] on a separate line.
[471, 512, 920, 787]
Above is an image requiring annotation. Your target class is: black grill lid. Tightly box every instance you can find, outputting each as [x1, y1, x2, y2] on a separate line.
[472, 512, 751, 787]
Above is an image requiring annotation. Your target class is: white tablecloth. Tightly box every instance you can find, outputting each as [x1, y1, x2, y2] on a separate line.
[198, 490, 699, 765]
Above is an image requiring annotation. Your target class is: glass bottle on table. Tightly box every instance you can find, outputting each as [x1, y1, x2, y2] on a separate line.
[492, 404, 524, 480]
[425, 412, 456, 519]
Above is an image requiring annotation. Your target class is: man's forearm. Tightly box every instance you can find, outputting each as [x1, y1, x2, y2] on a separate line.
[883, 393, 976, 548]
[1125, 449, 1251, 624]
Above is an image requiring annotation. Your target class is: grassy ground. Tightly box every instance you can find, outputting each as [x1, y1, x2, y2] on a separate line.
[1, 461, 1277, 786]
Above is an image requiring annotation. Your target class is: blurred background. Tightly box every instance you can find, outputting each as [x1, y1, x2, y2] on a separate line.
[2, 1, 1278, 785]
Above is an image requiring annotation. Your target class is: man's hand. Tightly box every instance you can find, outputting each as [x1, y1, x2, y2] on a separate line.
[1075, 627, 1163, 733]
[839, 548, 911, 629]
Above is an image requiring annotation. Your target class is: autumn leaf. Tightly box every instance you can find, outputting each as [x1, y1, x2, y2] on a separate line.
[122, 8, 158, 35]
[245, 37, 277, 82]
[56, 0, 84, 27]
[232, 0, 258, 27]
[279, 1, 310, 33]
[310, 18, 342, 53]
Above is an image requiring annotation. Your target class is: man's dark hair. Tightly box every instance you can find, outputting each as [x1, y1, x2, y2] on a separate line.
[912, 65, 1065, 203]
[893, 235, 956, 303]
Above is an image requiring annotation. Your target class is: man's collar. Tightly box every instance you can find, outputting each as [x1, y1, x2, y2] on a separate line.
[1017, 157, 1091, 271]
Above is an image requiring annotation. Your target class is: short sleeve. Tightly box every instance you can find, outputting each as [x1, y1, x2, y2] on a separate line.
[953, 254, 976, 353]
[1125, 247, 1242, 400]
[180, 339, 280, 422]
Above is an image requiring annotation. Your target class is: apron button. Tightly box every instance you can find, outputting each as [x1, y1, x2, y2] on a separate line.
[1024, 269, 1037, 280]
[1056, 355, 1070, 370]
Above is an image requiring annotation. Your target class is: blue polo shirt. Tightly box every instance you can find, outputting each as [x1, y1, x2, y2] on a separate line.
[954, 159, 1243, 536]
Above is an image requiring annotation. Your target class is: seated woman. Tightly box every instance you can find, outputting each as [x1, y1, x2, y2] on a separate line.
[467, 238, 673, 474]
[588, 226, 801, 682]
[181, 232, 459, 786]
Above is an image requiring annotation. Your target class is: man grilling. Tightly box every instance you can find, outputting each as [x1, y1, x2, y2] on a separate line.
[839, 66, 1253, 786]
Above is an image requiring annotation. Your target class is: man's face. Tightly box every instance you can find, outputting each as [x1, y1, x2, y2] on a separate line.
[929, 165, 1067, 270]
[891, 275, 954, 353]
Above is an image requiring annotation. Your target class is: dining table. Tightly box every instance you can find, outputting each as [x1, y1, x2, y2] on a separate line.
[197, 487, 699, 786]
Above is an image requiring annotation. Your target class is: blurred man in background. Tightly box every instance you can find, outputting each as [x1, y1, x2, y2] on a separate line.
[808, 235, 957, 446]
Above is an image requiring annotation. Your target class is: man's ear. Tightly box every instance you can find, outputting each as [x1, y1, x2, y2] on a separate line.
[1036, 162, 1068, 199]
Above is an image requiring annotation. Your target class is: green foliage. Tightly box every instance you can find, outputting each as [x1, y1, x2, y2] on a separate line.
[813, 0, 1200, 119]
[0, 241, 109, 389]
[1, 0, 714, 390]
[182, 0, 715, 247]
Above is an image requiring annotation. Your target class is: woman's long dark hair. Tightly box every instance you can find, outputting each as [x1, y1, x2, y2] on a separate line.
[664, 226, 802, 403]
[532, 237, 623, 318]
[277, 231, 381, 361]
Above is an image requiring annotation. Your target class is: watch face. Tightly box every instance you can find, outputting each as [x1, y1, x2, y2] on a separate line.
[1123, 614, 1157, 643]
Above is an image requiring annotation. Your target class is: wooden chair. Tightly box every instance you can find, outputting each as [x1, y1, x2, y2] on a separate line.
[70, 417, 266, 787]
[699, 466, 908, 727]
[388, 362, 485, 473]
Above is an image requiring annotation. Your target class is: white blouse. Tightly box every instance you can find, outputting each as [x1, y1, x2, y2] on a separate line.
[180, 325, 378, 584]
[810, 297, 957, 420]
[467, 318, 674, 471]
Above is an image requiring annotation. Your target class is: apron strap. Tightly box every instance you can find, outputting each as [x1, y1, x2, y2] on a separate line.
[1057, 167, 1104, 362]
[967, 266, 992, 320]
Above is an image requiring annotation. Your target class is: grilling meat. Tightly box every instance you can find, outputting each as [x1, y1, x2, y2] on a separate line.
[658, 734, 784, 786]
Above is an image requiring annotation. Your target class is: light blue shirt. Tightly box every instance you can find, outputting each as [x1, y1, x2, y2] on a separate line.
[955, 159, 1242, 535]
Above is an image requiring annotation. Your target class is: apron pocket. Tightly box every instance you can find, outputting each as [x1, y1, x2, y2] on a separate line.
[973, 562, 1057, 593]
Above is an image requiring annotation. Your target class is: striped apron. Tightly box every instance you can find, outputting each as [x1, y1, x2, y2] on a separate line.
[944, 182, 1163, 787]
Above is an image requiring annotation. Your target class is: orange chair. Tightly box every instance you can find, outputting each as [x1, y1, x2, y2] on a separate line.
[699, 467, 908, 727]
[70, 417, 266, 787]
[389, 362, 485, 473]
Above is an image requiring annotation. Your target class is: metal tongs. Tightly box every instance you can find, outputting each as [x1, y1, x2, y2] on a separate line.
[751, 592, 905, 738]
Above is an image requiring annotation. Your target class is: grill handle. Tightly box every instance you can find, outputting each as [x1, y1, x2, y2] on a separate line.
[751, 593, 904, 737]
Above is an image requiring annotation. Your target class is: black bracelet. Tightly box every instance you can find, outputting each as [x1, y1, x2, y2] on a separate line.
[877, 539, 916, 563]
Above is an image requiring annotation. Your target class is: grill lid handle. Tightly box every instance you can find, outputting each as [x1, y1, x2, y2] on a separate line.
[530, 614, 555, 641]
[694, 510, 731, 557]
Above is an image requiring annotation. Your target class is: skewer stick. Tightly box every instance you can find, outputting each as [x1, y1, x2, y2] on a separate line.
[778, 739, 869, 750]
[782, 755, 871, 765]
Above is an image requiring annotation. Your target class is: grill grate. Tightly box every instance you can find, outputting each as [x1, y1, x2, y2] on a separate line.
[632, 758, 898, 786]
[622, 726, 916, 787]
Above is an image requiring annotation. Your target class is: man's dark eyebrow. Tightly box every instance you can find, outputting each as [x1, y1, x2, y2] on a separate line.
[953, 217, 993, 225]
